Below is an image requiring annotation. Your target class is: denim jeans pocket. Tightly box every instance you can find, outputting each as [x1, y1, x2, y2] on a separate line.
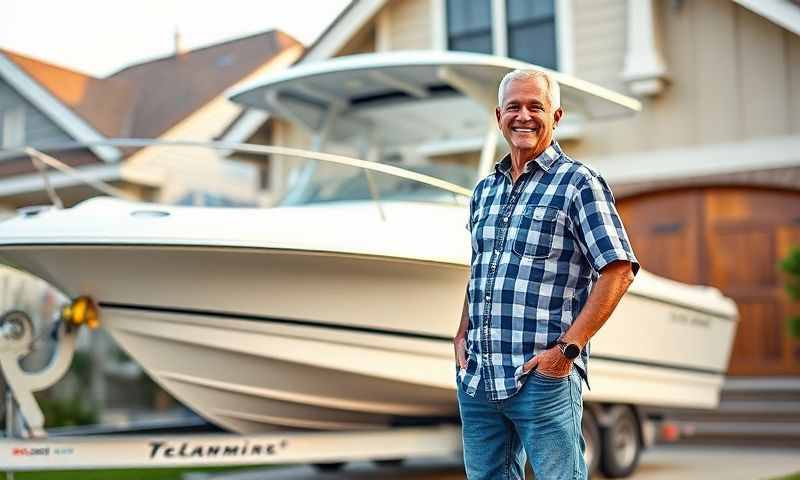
[532, 368, 570, 382]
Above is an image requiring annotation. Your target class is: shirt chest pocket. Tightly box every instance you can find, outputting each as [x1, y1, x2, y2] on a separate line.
[511, 206, 561, 261]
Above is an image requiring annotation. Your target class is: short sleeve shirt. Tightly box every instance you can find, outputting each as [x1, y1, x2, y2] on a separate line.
[459, 141, 639, 400]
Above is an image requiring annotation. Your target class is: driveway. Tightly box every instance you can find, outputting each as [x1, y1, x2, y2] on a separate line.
[187, 445, 800, 480]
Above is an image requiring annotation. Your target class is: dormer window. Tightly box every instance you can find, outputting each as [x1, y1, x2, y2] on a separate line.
[506, 0, 557, 70]
[444, 0, 561, 71]
[446, 0, 493, 55]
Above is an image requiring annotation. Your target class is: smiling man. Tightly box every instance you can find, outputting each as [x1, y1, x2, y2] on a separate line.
[453, 70, 640, 479]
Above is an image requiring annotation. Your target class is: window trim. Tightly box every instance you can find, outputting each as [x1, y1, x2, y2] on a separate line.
[435, 0, 574, 74]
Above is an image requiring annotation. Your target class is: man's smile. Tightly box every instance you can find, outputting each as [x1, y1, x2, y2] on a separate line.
[511, 127, 538, 133]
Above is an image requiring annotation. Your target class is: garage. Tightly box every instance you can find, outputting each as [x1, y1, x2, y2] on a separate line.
[617, 187, 800, 376]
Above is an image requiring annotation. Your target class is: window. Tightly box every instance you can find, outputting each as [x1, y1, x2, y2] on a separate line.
[506, 0, 557, 69]
[1, 107, 25, 147]
[446, 0, 493, 55]
[443, 0, 559, 70]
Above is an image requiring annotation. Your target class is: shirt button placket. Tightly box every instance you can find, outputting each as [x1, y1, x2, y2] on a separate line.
[481, 174, 527, 398]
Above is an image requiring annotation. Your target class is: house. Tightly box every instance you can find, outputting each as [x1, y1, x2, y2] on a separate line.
[224, 0, 800, 379]
[0, 30, 303, 211]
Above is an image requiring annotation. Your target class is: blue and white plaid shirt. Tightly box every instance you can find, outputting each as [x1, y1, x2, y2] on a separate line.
[460, 141, 639, 400]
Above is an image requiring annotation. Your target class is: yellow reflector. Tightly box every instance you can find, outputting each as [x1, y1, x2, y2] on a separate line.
[62, 296, 100, 329]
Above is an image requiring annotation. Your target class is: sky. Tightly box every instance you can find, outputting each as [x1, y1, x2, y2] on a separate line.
[1, 0, 352, 77]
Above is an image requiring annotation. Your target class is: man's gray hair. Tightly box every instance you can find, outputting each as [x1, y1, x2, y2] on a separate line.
[497, 69, 561, 110]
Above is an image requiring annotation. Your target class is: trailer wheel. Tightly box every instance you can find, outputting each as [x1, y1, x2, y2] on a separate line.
[600, 406, 641, 478]
[374, 458, 405, 467]
[313, 462, 346, 473]
[582, 409, 601, 476]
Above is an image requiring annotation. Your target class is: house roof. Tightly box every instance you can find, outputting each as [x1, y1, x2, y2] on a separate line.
[106, 30, 300, 139]
[1, 30, 301, 141]
[1, 49, 135, 139]
[296, 0, 384, 64]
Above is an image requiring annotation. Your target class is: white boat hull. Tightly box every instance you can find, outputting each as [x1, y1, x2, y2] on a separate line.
[0, 200, 737, 434]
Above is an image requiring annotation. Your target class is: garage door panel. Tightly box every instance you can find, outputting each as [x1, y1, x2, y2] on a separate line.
[619, 188, 800, 376]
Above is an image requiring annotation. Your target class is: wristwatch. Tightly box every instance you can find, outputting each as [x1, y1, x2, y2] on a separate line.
[557, 340, 581, 360]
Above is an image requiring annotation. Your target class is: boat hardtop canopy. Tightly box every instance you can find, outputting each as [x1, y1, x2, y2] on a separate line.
[229, 51, 640, 118]
[227, 51, 641, 157]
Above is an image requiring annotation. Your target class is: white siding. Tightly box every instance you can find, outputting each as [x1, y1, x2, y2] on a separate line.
[569, 0, 800, 160]
[572, 0, 627, 92]
[384, 0, 434, 50]
[738, 5, 790, 138]
[790, 29, 800, 134]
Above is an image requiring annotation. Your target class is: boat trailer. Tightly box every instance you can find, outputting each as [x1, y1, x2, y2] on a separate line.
[0, 308, 461, 476]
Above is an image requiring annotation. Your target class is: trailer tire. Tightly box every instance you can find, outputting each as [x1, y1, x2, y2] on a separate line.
[582, 408, 601, 476]
[313, 462, 346, 473]
[600, 406, 641, 478]
[374, 458, 405, 467]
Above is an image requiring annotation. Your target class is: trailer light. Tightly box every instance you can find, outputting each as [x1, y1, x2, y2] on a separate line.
[62, 296, 100, 329]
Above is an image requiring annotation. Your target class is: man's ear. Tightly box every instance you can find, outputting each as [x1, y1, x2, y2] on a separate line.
[553, 107, 564, 127]
[495, 106, 502, 126]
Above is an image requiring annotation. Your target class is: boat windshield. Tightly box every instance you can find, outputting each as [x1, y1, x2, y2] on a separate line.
[280, 162, 477, 206]
[0, 140, 478, 209]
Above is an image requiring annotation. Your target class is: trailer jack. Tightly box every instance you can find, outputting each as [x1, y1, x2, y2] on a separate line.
[1, 310, 79, 439]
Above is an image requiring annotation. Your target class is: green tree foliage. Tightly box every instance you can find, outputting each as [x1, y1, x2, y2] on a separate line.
[780, 246, 800, 339]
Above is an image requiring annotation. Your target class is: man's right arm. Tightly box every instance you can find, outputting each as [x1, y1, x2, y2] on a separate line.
[454, 290, 469, 369]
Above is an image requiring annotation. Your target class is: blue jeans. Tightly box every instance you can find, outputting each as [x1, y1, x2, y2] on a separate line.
[457, 369, 587, 480]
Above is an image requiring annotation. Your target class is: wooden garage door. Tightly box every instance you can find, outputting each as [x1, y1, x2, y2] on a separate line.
[617, 188, 800, 376]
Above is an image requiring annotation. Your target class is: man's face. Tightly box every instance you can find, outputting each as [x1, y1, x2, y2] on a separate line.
[495, 77, 563, 158]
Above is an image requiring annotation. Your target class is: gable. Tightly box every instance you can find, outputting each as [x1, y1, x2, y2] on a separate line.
[0, 77, 73, 147]
[0, 52, 121, 162]
[2, 49, 134, 139]
[301, 0, 387, 63]
[732, 0, 800, 37]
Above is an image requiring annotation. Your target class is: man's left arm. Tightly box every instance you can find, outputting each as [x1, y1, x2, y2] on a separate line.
[527, 261, 633, 376]
[527, 173, 639, 377]
[560, 260, 634, 348]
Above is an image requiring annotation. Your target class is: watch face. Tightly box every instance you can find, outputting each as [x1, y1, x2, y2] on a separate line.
[564, 343, 581, 359]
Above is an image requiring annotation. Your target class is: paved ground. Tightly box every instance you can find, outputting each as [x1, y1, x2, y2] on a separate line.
[187, 445, 800, 480]
[620, 445, 799, 480]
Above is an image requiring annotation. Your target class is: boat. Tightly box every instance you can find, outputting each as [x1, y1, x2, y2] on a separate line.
[0, 52, 738, 436]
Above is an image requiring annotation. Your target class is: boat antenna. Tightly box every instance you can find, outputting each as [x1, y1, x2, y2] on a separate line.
[23, 147, 136, 208]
